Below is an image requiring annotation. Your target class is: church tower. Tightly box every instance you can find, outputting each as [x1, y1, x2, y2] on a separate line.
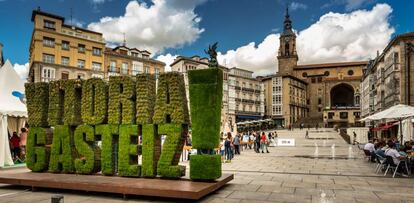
[277, 7, 298, 75]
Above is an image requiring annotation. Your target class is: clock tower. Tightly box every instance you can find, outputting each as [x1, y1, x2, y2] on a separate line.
[277, 7, 298, 75]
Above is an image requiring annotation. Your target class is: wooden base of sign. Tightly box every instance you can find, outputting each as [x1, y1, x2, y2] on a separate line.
[0, 171, 233, 200]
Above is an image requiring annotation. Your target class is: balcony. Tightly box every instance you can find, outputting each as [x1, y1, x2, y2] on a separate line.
[108, 66, 119, 73]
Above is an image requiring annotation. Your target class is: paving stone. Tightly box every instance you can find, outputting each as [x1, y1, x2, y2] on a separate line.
[227, 191, 271, 201]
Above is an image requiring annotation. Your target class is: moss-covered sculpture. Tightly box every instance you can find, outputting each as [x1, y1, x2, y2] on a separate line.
[74, 125, 100, 174]
[49, 125, 75, 173]
[26, 127, 51, 172]
[118, 125, 140, 177]
[153, 72, 189, 124]
[189, 154, 221, 180]
[95, 124, 119, 176]
[108, 76, 136, 125]
[156, 124, 186, 178]
[141, 124, 160, 177]
[136, 74, 156, 124]
[25, 83, 49, 127]
[81, 78, 108, 125]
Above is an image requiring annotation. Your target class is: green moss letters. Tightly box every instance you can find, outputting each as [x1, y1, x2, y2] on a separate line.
[26, 127, 51, 172]
[157, 124, 186, 178]
[74, 125, 100, 174]
[25, 83, 49, 127]
[189, 155, 221, 180]
[136, 74, 156, 124]
[108, 76, 136, 125]
[95, 124, 119, 176]
[81, 78, 108, 125]
[118, 125, 140, 177]
[141, 124, 160, 177]
[49, 125, 75, 173]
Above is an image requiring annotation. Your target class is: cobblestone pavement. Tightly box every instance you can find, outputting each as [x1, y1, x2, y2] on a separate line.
[0, 129, 413, 203]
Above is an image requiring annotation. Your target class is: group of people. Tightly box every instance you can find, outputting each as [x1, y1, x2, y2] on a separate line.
[364, 138, 414, 176]
[8, 128, 28, 163]
[219, 131, 277, 163]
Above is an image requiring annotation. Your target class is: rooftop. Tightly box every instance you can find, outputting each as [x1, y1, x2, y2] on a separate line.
[295, 61, 368, 70]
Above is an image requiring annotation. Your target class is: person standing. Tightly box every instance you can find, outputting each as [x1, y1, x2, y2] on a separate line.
[260, 132, 269, 153]
[224, 133, 233, 162]
[233, 134, 240, 155]
[10, 132, 21, 162]
[249, 132, 255, 149]
[19, 128, 28, 161]
[219, 138, 225, 163]
[255, 132, 261, 153]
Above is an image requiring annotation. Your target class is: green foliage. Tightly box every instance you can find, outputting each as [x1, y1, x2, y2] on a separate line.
[188, 68, 223, 149]
[48, 80, 83, 126]
[81, 78, 108, 125]
[26, 127, 51, 172]
[190, 155, 222, 180]
[25, 83, 49, 127]
[136, 74, 156, 124]
[141, 124, 160, 177]
[153, 72, 189, 124]
[95, 124, 119, 176]
[108, 76, 136, 125]
[49, 125, 75, 173]
[118, 125, 140, 177]
[74, 125, 100, 174]
[157, 124, 186, 178]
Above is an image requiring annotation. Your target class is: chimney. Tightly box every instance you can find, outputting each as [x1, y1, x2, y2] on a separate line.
[376, 50, 379, 58]
[0, 43, 4, 67]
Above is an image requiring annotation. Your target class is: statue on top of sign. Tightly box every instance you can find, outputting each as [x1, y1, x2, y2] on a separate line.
[204, 42, 219, 68]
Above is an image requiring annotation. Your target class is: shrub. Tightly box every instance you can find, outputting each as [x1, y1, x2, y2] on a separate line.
[157, 123, 186, 178]
[153, 72, 189, 124]
[95, 124, 119, 176]
[26, 127, 52, 172]
[136, 74, 156, 124]
[118, 125, 140, 177]
[74, 125, 100, 174]
[188, 68, 223, 149]
[108, 76, 136, 125]
[81, 78, 108, 125]
[190, 155, 221, 180]
[25, 83, 49, 127]
[141, 124, 160, 177]
[49, 125, 75, 173]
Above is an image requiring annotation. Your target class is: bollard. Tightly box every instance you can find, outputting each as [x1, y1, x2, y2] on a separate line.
[51, 194, 64, 203]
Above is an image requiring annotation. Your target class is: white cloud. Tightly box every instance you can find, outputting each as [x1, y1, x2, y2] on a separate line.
[13, 63, 29, 81]
[88, 0, 205, 55]
[214, 3, 394, 76]
[323, 0, 375, 11]
[290, 2, 307, 11]
[156, 53, 178, 72]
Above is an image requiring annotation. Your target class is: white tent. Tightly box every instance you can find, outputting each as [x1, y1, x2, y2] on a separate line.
[0, 60, 27, 167]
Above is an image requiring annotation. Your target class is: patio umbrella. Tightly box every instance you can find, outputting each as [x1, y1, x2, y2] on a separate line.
[366, 104, 414, 143]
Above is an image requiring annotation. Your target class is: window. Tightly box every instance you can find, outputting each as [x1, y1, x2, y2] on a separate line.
[77, 59, 85, 68]
[132, 64, 140, 75]
[42, 54, 55, 63]
[78, 44, 86, 53]
[92, 47, 102, 56]
[328, 112, 334, 119]
[41, 67, 55, 82]
[77, 73, 85, 79]
[61, 57, 69, 66]
[62, 41, 70, 50]
[44, 20, 56, 30]
[318, 98, 322, 105]
[318, 107, 321, 112]
[155, 68, 160, 79]
[43, 37, 55, 47]
[92, 62, 102, 71]
[145, 66, 150, 74]
[122, 62, 129, 74]
[324, 71, 330, 76]
[317, 77, 322, 83]
[302, 72, 307, 77]
[109, 61, 117, 72]
[311, 77, 316, 83]
[348, 70, 354, 76]
[340, 112, 348, 119]
[61, 72, 69, 80]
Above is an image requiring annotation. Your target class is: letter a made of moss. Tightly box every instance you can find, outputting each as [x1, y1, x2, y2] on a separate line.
[95, 125, 119, 176]
[118, 125, 140, 177]
[49, 125, 75, 173]
[141, 124, 160, 177]
[81, 78, 108, 125]
[48, 80, 83, 126]
[153, 72, 189, 124]
[188, 68, 223, 180]
[157, 123, 186, 178]
[25, 83, 49, 127]
[108, 76, 136, 125]
[136, 74, 156, 124]
[26, 127, 52, 172]
[74, 125, 100, 174]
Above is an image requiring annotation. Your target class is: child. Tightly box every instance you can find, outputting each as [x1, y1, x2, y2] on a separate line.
[219, 138, 225, 163]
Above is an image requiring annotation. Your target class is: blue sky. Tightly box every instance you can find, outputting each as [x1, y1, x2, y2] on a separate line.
[0, 0, 413, 77]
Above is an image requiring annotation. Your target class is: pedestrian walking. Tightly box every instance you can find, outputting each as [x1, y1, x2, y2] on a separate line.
[255, 132, 261, 153]
[260, 132, 269, 153]
[224, 133, 233, 162]
[233, 134, 241, 155]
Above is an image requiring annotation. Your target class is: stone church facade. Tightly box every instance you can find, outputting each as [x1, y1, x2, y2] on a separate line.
[262, 8, 367, 127]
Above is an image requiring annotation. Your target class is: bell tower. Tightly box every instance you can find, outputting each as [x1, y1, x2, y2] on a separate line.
[277, 7, 298, 75]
